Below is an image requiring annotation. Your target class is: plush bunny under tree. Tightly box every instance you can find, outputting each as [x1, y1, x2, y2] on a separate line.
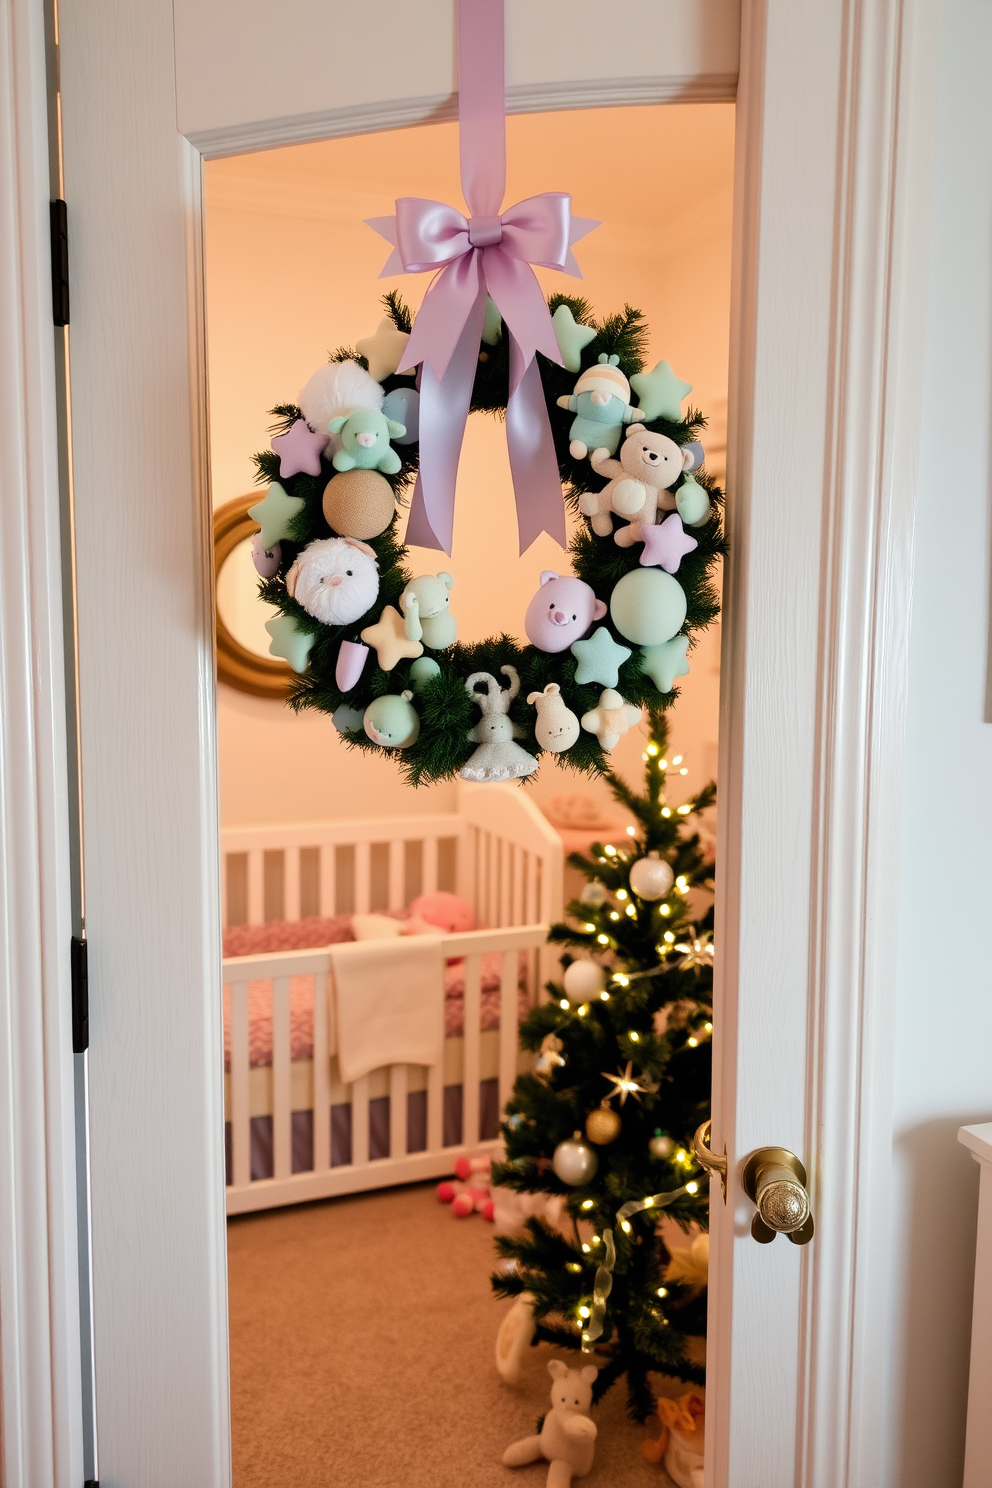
[503, 1360, 599, 1487]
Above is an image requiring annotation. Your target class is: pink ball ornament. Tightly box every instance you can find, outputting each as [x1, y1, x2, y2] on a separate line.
[562, 959, 607, 1006]
[628, 852, 675, 902]
[251, 533, 281, 578]
[525, 571, 607, 654]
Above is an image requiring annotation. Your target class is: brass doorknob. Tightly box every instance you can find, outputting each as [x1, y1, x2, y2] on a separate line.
[741, 1146, 814, 1246]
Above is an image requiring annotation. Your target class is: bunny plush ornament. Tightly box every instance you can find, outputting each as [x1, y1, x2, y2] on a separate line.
[459, 666, 538, 782]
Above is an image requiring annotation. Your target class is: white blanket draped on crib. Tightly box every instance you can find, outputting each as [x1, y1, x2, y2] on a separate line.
[328, 936, 446, 1084]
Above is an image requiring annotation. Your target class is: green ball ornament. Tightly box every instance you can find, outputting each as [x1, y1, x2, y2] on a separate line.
[409, 656, 441, 693]
[363, 690, 420, 749]
[610, 568, 687, 648]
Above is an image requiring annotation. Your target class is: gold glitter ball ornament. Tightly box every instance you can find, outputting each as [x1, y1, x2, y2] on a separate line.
[585, 1105, 622, 1146]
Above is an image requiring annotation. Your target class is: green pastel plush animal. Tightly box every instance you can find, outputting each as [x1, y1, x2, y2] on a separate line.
[399, 572, 457, 650]
[329, 408, 405, 474]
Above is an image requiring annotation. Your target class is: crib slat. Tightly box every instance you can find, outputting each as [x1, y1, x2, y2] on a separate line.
[423, 836, 438, 895]
[230, 978, 251, 1189]
[462, 954, 482, 1148]
[427, 1061, 444, 1152]
[499, 951, 519, 1112]
[389, 1065, 408, 1159]
[284, 849, 301, 922]
[319, 845, 336, 916]
[351, 1076, 370, 1166]
[272, 977, 292, 1181]
[312, 972, 331, 1172]
[388, 840, 404, 911]
[354, 841, 371, 915]
[247, 850, 264, 925]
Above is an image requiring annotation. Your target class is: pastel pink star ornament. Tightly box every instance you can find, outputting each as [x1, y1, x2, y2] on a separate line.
[271, 419, 329, 479]
[639, 513, 698, 574]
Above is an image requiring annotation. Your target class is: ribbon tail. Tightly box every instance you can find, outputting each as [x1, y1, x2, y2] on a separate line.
[406, 288, 487, 555]
[506, 348, 567, 555]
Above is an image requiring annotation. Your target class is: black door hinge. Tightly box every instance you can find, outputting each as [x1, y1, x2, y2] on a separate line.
[71, 934, 88, 1053]
[50, 199, 69, 327]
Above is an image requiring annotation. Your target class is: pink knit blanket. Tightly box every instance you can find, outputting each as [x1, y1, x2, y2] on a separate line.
[222, 917, 526, 1071]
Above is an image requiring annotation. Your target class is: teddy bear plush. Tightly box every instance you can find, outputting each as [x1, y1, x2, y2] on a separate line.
[503, 1359, 599, 1486]
[581, 426, 695, 544]
[556, 353, 644, 459]
[328, 408, 406, 474]
[399, 572, 457, 649]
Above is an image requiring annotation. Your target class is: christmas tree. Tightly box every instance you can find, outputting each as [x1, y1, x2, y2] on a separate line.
[492, 713, 715, 1420]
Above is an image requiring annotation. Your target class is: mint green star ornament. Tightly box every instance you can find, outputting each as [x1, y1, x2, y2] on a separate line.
[552, 304, 597, 373]
[248, 482, 306, 549]
[640, 635, 690, 693]
[265, 615, 316, 674]
[630, 361, 693, 422]
[570, 627, 632, 688]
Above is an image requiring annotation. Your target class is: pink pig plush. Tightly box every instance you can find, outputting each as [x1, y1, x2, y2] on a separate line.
[525, 572, 607, 654]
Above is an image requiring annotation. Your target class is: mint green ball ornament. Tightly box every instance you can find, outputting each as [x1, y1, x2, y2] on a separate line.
[363, 690, 421, 749]
[409, 656, 441, 693]
[609, 568, 687, 648]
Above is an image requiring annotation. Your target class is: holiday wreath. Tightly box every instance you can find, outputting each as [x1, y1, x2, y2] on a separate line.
[247, 288, 725, 788]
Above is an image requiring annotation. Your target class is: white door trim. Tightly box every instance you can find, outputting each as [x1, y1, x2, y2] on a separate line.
[41, 0, 943, 1481]
[709, 1, 939, 1484]
[0, 0, 84, 1482]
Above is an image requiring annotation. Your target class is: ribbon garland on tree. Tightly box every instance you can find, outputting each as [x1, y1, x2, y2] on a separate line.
[366, 0, 598, 555]
[580, 1182, 696, 1351]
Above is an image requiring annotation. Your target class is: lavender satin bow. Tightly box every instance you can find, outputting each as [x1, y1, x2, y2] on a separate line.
[365, 0, 597, 556]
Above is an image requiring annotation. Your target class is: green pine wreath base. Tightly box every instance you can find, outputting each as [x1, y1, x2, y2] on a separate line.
[252, 294, 726, 787]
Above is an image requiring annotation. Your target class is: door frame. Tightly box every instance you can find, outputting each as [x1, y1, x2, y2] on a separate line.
[1, 0, 941, 1483]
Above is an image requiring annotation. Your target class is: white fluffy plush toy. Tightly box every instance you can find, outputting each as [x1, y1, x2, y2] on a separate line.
[503, 1359, 598, 1487]
[298, 359, 384, 445]
[285, 537, 379, 626]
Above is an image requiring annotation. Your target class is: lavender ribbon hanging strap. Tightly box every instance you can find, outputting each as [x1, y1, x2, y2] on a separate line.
[365, 0, 597, 555]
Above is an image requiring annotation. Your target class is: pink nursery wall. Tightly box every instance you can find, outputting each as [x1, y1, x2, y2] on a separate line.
[204, 103, 734, 829]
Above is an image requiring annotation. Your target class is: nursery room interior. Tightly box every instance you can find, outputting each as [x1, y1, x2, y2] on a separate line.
[206, 97, 732, 1488]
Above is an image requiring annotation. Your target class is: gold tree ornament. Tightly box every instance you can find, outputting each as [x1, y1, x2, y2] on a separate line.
[585, 1103, 623, 1146]
[674, 930, 715, 972]
[601, 1062, 658, 1106]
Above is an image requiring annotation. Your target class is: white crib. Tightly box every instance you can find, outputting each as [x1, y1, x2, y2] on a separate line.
[221, 783, 563, 1215]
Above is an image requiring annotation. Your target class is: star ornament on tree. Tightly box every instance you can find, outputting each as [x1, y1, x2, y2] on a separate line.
[674, 931, 715, 972]
[601, 1061, 658, 1106]
[270, 418, 329, 479]
[355, 316, 414, 382]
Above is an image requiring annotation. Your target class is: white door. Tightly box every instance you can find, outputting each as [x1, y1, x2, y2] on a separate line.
[45, 1, 938, 1483]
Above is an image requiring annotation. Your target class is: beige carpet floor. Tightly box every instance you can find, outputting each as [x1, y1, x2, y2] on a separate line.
[228, 1182, 680, 1488]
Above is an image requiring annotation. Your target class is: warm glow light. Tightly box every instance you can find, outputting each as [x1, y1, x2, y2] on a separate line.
[661, 807, 671, 818]
[647, 743, 659, 756]
[672, 755, 683, 765]
[578, 1305, 591, 1319]
[620, 1220, 632, 1234]
[663, 931, 675, 943]
[657, 1286, 668, 1298]
[626, 825, 636, 836]
[686, 1181, 699, 1194]
[600, 991, 610, 1001]
[687, 1037, 698, 1047]
[659, 758, 668, 769]
[660, 905, 671, 916]
[705, 1021, 713, 1032]
[604, 844, 617, 856]
[679, 767, 688, 776]
[560, 999, 570, 1010]
[583, 923, 596, 932]
[581, 1242, 591, 1253]
[677, 804, 691, 814]
[612, 973, 629, 986]
[567, 1262, 582, 1273]
[676, 1149, 688, 1164]
[609, 911, 620, 921]
[581, 1199, 594, 1210]
[578, 1004, 588, 1017]
[629, 1030, 640, 1042]
[625, 905, 636, 917]
[676, 875, 688, 889]
[616, 889, 628, 901]
[591, 1234, 600, 1245]
[597, 934, 610, 945]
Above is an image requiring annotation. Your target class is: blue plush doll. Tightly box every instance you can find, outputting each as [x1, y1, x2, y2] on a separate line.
[328, 408, 406, 474]
[556, 353, 644, 460]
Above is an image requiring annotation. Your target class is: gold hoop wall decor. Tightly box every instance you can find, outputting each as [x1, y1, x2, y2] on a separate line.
[213, 494, 293, 699]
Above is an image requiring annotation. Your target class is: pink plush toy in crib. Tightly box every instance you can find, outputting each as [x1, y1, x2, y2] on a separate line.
[436, 1154, 494, 1220]
[407, 891, 477, 935]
